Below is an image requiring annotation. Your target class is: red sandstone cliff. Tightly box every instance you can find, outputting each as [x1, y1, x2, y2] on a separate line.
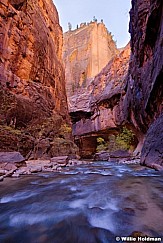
[63, 22, 118, 108]
[69, 44, 131, 157]
[0, 0, 78, 158]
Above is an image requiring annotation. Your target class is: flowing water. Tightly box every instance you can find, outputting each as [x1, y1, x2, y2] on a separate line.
[0, 162, 163, 242]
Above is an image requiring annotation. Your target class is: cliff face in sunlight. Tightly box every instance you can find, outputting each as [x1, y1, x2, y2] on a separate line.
[118, 0, 163, 167]
[63, 22, 118, 104]
[0, 0, 78, 158]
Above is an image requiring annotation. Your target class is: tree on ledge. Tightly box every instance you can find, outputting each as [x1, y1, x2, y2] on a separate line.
[68, 22, 72, 31]
[93, 16, 97, 22]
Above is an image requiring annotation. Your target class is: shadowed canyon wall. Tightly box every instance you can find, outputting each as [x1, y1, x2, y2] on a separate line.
[121, 0, 163, 167]
[0, 0, 78, 158]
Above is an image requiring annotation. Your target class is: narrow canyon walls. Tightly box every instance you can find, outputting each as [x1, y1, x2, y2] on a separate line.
[63, 1, 163, 165]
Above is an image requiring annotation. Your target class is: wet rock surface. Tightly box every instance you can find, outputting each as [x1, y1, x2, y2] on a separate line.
[0, 162, 162, 242]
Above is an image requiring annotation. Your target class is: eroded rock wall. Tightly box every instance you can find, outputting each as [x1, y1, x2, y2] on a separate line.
[70, 44, 131, 157]
[122, 0, 163, 166]
[0, 0, 67, 115]
[0, 0, 78, 158]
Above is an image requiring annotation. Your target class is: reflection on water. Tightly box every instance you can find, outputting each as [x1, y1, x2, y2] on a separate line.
[0, 162, 163, 242]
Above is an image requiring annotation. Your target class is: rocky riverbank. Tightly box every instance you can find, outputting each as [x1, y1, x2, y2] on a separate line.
[0, 152, 91, 181]
[1, 151, 162, 182]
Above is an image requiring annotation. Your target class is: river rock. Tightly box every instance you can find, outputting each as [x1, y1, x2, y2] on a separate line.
[12, 173, 20, 178]
[0, 152, 25, 167]
[110, 150, 131, 158]
[26, 160, 51, 167]
[94, 151, 111, 161]
[29, 166, 42, 173]
[5, 169, 16, 177]
[94, 150, 132, 161]
[25, 159, 54, 172]
[0, 163, 17, 171]
[15, 167, 31, 175]
[50, 156, 68, 166]
[0, 169, 7, 175]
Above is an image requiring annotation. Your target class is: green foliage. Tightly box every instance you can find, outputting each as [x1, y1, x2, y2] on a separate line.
[97, 137, 105, 144]
[0, 125, 21, 135]
[96, 137, 108, 152]
[60, 124, 72, 134]
[115, 127, 134, 150]
[96, 128, 134, 152]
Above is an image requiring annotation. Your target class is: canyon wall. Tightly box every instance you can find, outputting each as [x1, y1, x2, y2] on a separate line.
[64, 1, 163, 165]
[122, 0, 163, 167]
[68, 44, 130, 158]
[0, 0, 78, 158]
[63, 22, 117, 106]
[63, 21, 131, 157]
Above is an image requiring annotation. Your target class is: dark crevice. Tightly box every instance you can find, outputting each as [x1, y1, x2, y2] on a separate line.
[70, 111, 93, 123]
[10, 0, 26, 11]
[145, 70, 163, 119]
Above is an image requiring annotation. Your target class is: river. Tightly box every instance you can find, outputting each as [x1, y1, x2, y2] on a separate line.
[0, 161, 163, 242]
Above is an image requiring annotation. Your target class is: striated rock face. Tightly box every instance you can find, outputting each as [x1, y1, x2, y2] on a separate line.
[0, 0, 78, 158]
[63, 22, 118, 106]
[0, 0, 66, 115]
[68, 44, 131, 157]
[72, 44, 130, 135]
[122, 0, 163, 165]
